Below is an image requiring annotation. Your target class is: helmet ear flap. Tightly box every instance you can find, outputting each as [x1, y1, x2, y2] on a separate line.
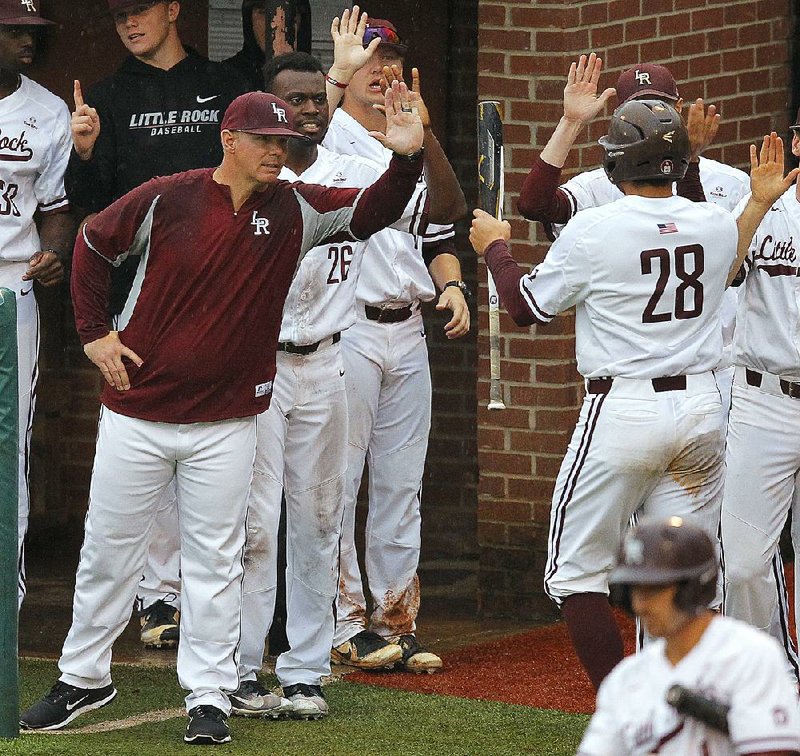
[609, 584, 633, 615]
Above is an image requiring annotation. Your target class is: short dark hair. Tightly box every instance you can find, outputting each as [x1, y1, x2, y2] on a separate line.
[263, 51, 324, 93]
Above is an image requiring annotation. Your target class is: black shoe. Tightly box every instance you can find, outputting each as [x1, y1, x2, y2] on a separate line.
[331, 630, 402, 669]
[184, 705, 231, 745]
[139, 598, 180, 649]
[20, 680, 117, 730]
[282, 683, 329, 719]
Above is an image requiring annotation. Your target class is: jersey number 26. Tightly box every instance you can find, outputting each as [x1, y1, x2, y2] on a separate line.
[640, 243, 704, 323]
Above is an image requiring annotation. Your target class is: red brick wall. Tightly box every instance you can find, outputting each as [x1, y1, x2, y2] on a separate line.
[476, 0, 795, 618]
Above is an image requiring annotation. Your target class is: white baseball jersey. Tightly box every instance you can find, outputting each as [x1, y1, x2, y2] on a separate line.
[323, 108, 452, 305]
[578, 616, 800, 755]
[557, 156, 749, 222]
[521, 194, 737, 378]
[277, 146, 427, 344]
[0, 75, 71, 262]
[732, 187, 800, 379]
[555, 158, 748, 370]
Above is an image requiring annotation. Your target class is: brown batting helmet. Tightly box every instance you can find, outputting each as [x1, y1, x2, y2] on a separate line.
[609, 516, 718, 615]
[600, 99, 689, 185]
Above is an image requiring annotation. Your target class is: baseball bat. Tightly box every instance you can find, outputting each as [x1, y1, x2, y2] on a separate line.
[666, 684, 730, 735]
[477, 100, 506, 411]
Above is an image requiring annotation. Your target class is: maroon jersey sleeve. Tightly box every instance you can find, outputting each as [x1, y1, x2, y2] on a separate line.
[484, 239, 539, 326]
[292, 152, 424, 252]
[517, 156, 573, 229]
[72, 177, 169, 345]
[676, 160, 706, 202]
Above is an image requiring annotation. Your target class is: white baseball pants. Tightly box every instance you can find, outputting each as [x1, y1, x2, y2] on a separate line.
[545, 372, 725, 602]
[58, 408, 255, 713]
[239, 340, 347, 687]
[333, 309, 430, 647]
[0, 262, 38, 607]
[722, 368, 800, 676]
[136, 481, 181, 613]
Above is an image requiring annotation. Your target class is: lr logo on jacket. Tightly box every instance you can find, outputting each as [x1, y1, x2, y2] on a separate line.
[251, 212, 270, 235]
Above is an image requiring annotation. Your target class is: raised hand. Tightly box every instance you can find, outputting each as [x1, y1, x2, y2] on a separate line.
[72, 79, 100, 161]
[369, 80, 423, 155]
[563, 53, 616, 125]
[749, 132, 800, 207]
[329, 5, 380, 82]
[382, 65, 430, 129]
[686, 98, 720, 160]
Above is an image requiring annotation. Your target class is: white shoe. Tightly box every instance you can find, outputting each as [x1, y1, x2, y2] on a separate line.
[283, 683, 329, 720]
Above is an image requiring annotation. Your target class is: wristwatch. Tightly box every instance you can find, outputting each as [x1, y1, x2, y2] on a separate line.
[444, 280, 470, 298]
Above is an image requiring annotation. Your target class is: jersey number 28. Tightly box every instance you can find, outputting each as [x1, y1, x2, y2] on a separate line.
[640, 243, 704, 323]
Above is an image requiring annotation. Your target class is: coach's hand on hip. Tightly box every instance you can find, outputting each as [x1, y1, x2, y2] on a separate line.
[369, 80, 423, 156]
[470, 209, 511, 256]
[84, 331, 143, 392]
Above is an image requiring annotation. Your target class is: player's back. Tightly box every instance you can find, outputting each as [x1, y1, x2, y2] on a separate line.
[558, 194, 737, 378]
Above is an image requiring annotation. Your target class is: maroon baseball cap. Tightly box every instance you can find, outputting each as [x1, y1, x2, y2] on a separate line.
[616, 64, 680, 105]
[221, 92, 308, 139]
[0, 0, 55, 25]
[363, 18, 407, 56]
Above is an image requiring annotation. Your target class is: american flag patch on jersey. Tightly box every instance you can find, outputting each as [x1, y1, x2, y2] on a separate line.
[658, 222, 678, 234]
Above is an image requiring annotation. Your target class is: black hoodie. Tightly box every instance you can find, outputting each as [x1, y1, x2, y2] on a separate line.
[223, 0, 311, 91]
[65, 49, 248, 313]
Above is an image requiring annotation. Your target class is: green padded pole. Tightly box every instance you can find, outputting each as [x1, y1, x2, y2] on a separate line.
[0, 288, 19, 739]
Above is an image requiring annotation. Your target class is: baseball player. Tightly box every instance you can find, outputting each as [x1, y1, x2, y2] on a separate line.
[67, 0, 248, 650]
[578, 517, 800, 756]
[720, 109, 800, 679]
[20, 86, 425, 745]
[517, 55, 749, 416]
[0, 0, 73, 606]
[231, 50, 430, 720]
[321, 18, 469, 673]
[470, 100, 794, 691]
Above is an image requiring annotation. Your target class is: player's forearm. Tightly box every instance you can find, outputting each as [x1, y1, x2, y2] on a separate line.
[484, 240, 538, 326]
[540, 116, 585, 168]
[350, 151, 425, 239]
[38, 209, 76, 261]
[676, 160, 706, 202]
[731, 198, 771, 287]
[517, 156, 572, 224]
[71, 229, 112, 345]
[422, 129, 467, 224]
[427, 252, 463, 291]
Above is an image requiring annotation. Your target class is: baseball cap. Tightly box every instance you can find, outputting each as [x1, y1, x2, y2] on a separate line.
[0, 0, 55, 25]
[615, 64, 680, 105]
[221, 92, 308, 139]
[363, 19, 407, 56]
[106, 0, 164, 14]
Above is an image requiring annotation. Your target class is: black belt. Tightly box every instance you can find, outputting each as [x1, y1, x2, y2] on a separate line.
[278, 332, 340, 356]
[364, 304, 414, 323]
[587, 375, 687, 394]
[746, 368, 800, 399]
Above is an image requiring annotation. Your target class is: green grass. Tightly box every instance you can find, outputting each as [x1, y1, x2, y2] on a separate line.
[4, 659, 589, 755]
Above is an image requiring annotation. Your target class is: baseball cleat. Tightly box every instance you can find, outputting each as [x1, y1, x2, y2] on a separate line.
[20, 680, 117, 730]
[139, 599, 179, 649]
[184, 705, 231, 745]
[390, 634, 443, 674]
[282, 683, 329, 720]
[229, 680, 293, 719]
[331, 630, 402, 669]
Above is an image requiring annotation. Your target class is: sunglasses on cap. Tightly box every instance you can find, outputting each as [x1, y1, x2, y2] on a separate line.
[363, 25, 404, 48]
